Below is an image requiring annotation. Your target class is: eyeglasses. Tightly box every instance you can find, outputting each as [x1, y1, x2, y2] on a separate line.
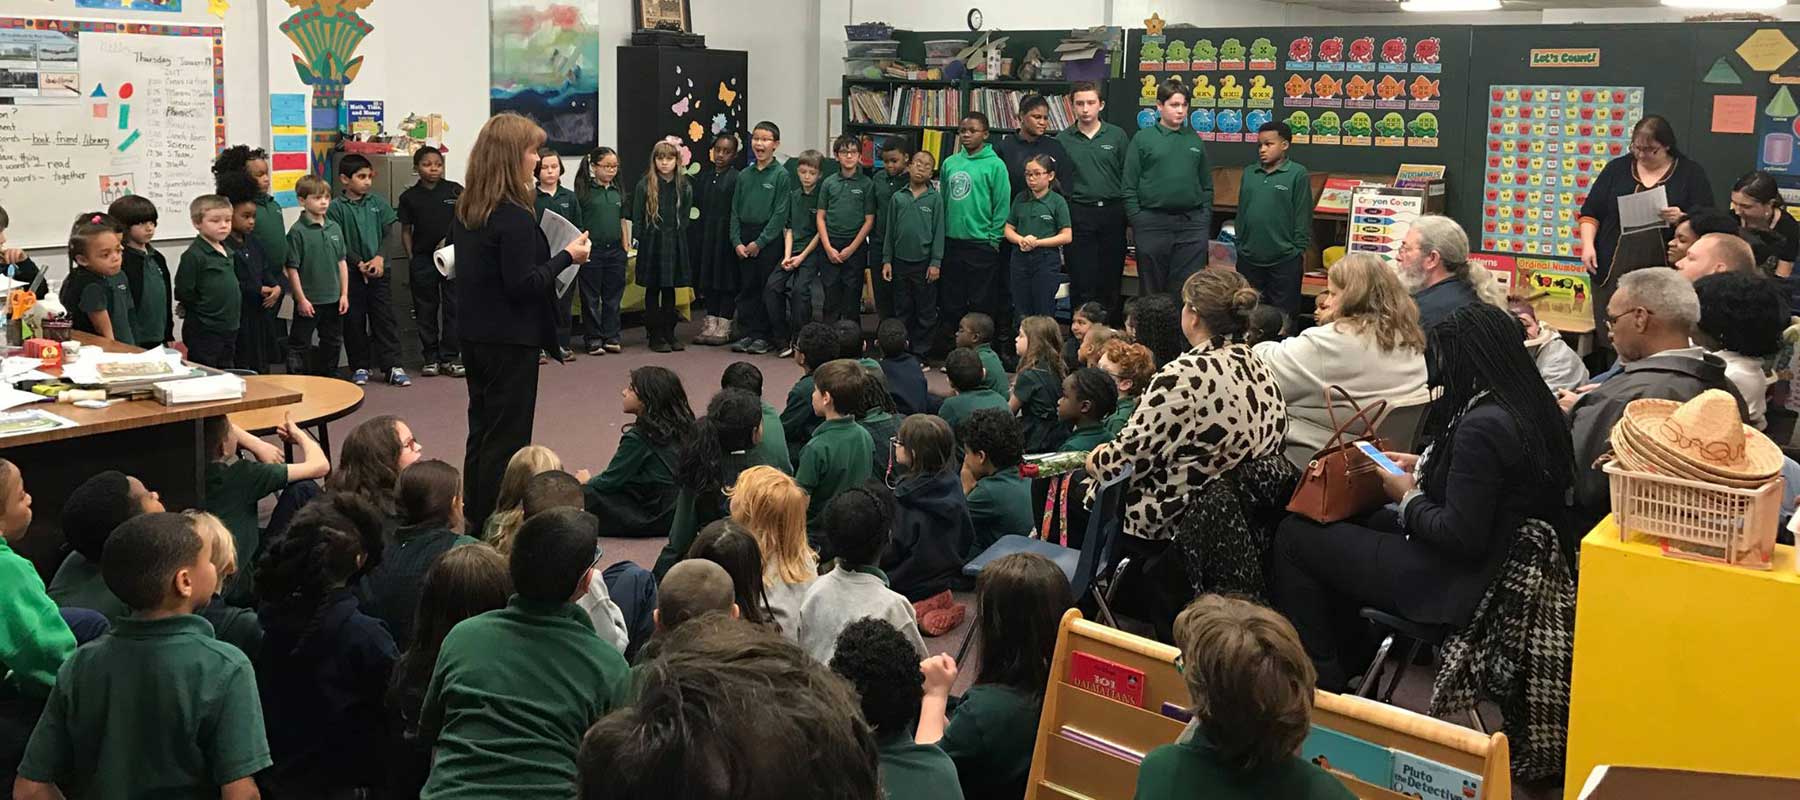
[1604, 306, 1651, 328]
[1631, 144, 1666, 156]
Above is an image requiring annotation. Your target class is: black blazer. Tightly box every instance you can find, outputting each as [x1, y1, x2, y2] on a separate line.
[452, 201, 571, 352]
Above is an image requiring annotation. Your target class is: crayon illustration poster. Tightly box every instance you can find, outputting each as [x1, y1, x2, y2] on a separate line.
[1480, 84, 1643, 257]
[1346, 185, 1426, 266]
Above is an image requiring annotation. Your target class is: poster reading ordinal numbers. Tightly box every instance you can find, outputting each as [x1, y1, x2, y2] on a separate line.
[1347, 185, 1426, 266]
[1479, 84, 1643, 258]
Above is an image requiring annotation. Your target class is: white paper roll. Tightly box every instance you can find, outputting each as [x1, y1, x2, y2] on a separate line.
[434, 244, 455, 279]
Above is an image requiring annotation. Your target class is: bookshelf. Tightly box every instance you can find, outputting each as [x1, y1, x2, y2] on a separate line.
[842, 75, 1078, 147]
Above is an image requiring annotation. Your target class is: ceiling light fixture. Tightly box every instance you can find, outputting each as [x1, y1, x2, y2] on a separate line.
[1400, 0, 1502, 10]
[1660, 0, 1784, 8]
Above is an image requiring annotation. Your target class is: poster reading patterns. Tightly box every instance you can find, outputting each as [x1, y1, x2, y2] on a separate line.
[1479, 84, 1643, 258]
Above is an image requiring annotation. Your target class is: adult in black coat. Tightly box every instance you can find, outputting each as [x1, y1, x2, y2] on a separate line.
[451, 113, 591, 530]
[1271, 303, 1576, 691]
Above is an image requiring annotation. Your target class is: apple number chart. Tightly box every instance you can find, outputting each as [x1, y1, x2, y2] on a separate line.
[1478, 84, 1644, 259]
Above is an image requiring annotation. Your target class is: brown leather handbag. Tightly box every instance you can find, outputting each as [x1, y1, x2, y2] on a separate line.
[1286, 386, 1394, 524]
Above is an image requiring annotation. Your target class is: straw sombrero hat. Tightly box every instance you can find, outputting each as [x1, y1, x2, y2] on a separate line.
[1619, 390, 1784, 482]
[1610, 421, 1771, 488]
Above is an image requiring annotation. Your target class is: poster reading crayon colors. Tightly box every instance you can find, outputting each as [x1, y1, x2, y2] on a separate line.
[1479, 84, 1644, 258]
[1346, 185, 1427, 266]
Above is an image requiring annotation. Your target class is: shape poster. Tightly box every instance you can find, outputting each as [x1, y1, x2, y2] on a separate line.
[1758, 86, 1800, 175]
[1347, 185, 1426, 266]
[1479, 84, 1644, 258]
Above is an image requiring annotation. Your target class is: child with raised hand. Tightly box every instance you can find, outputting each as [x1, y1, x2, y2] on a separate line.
[830, 618, 965, 800]
[47, 471, 163, 621]
[386, 544, 511, 800]
[285, 174, 350, 376]
[955, 312, 1011, 395]
[633, 141, 694, 352]
[174, 194, 243, 368]
[398, 145, 466, 376]
[686, 519, 776, 629]
[60, 213, 135, 343]
[882, 415, 975, 609]
[766, 150, 824, 357]
[937, 347, 1010, 434]
[656, 388, 767, 580]
[108, 195, 173, 349]
[818, 135, 877, 323]
[796, 360, 877, 544]
[420, 507, 631, 799]
[917, 551, 1073, 800]
[574, 147, 630, 355]
[1099, 339, 1153, 439]
[691, 133, 742, 346]
[1011, 315, 1070, 453]
[16, 513, 271, 800]
[535, 147, 582, 362]
[253, 492, 396, 797]
[0, 459, 77, 784]
[360, 459, 478, 646]
[1058, 367, 1119, 452]
[878, 318, 931, 415]
[1064, 301, 1106, 372]
[797, 485, 926, 663]
[1134, 595, 1355, 800]
[883, 150, 944, 360]
[185, 510, 263, 658]
[584, 366, 692, 538]
[330, 153, 408, 387]
[781, 321, 838, 454]
[958, 408, 1034, 557]
[728, 465, 817, 640]
[722, 360, 793, 473]
[1004, 154, 1074, 318]
[484, 444, 563, 546]
[201, 413, 328, 606]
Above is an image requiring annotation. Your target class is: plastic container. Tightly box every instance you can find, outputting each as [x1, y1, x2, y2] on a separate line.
[843, 58, 882, 79]
[923, 39, 969, 59]
[1604, 460, 1782, 570]
[845, 22, 893, 41]
[846, 40, 899, 59]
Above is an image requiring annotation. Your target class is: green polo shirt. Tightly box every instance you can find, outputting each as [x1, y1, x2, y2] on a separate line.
[884, 185, 945, 265]
[938, 388, 1009, 434]
[1104, 395, 1139, 439]
[287, 216, 348, 302]
[975, 344, 1010, 397]
[1008, 190, 1072, 240]
[782, 374, 823, 449]
[1237, 159, 1313, 266]
[731, 159, 794, 249]
[819, 171, 877, 238]
[420, 597, 631, 800]
[174, 238, 242, 332]
[941, 684, 1043, 800]
[967, 468, 1033, 557]
[46, 552, 128, 622]
[1061, 423, 1110, 453]
[126, 244, 171, 348]
[328, 190, 399, 263]
[880, 732, 965, 800]
[578, 182, 626, 245]
[204, 458, 289, 574]
[17, 614, 273, 796]
[1124, 122, 1213, 217]
[788, 186, 820, 252]
[758, 401, 793, 474]
[584, 429, 675, 495]
[1134, 734, 1355, 800]
[252, 194, 290, 268]
[1058, 121, 1131, 204]
[533, 185, 582, 231]
[1014, 367, 1067, 453]
[66, 268, 137, 345]
[870, 168, 910, 240]
[0, 537, 75, 700]
[795, 416, 875, 526]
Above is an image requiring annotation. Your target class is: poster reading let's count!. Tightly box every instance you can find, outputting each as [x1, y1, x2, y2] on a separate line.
[1479, 85, 1644, 259]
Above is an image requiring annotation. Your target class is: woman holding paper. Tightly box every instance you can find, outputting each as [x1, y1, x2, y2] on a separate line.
[451, 113, 591, 531]
[1578, 115, 1715, 350]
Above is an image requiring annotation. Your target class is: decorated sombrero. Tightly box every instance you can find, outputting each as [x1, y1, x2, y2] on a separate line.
[1614, 390, 1783, 484]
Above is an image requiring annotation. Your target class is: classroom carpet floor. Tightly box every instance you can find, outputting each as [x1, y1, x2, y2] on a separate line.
[299, 316, 1559, 799]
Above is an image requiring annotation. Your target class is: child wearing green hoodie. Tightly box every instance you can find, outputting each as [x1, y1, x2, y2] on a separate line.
[0, 459, 79, 781]
[938, 112, 1011, 357]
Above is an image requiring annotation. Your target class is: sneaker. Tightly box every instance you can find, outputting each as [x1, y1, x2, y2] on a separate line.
[729, 337, 754, 353]
[442, 361, 466, 378]
[778, 345, 795, 359]
[387, 368, 411, 387]
[352, 369, 369, 386]
[587, 342, 606, 356]
[539, 351, 550, 364]
[421, 362, 439, 377]
[559, 347, 575, 361]
[604, 341, 622, 354]
[745, 339, 773, 356]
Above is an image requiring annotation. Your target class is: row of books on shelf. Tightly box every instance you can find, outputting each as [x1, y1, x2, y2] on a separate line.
[846, 86, 963, 128]
[852, 128, 953, 171]
[969, 90, 1075, 131]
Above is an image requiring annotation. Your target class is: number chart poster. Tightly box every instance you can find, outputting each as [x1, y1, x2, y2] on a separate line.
[1478, 84, 1643, 258]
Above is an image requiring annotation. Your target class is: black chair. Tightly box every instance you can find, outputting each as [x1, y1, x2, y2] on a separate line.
[1357, 607, 1485, 732]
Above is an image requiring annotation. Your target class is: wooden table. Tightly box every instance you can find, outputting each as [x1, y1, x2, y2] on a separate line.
[4, 333, 300, 580]
[229, 374, 365, 461]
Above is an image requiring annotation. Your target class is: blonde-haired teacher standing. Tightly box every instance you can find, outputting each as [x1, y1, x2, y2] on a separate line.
[453, 112, 591, 529]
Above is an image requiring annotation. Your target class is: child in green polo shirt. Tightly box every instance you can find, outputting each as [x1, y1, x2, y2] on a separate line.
[883, 150, 945, 361]
[16, 512, 272, 800]
[0, 458, 78, 778]
[1011, 316, 1070, 453]
[583, 366, 689, 537]
[795, 360, 876, 547]
[574, 147, 629, 355]
[59, 213, 136, 344]
[47, 471, 164, 622]
[420, 507, 630, 799]
[781, 322, 836, 452]
[1004, 154, 1074, 318]
[955, 313, 1012, 396]
[286, 174, 350, 377]
[937, 348, 1011, 436]
[1057, 367, 1118, 452]
[108, 194, 173, 349]
[1133, 595, 1355, 800]
[200, 413, 328, 605]
[174, 195, 243, 368]
[1237, 121, 1313, 315]
[817, 135, 877, 323]
[957, 408, 1034, 557]
[729, 121, 794, 355]
[330, 153, 408, 386]
[767, 151, 824, 356]
[829, 618, 965, 800]
[869, 137, 914, 319]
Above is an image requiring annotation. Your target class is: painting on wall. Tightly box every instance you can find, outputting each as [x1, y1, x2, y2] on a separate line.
[490, 0, 599, 153]
[280, 0, 375, 179]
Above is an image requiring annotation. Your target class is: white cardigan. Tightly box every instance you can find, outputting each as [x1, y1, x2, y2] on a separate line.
[1253, 322, 1431, 466]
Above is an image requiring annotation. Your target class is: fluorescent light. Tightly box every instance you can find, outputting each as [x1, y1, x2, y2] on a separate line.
[1661, 0, 1784, 8]
[1401, 0, 1502, 10]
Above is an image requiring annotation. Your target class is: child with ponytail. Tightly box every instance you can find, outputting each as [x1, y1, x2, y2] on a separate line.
[574, 147, 630, 354]
[60, 212, 136, 343]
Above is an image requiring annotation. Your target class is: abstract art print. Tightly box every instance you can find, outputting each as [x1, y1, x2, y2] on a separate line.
[490, 0, 599, 153]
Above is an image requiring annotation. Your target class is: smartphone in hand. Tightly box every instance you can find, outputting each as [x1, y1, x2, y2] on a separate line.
[1354, 441, 1407, 476]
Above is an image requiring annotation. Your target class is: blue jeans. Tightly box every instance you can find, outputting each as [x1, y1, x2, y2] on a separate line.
[585, 243, 628, 344]
[1010, 247, 1063, 319]
[765, 250, 818, 345]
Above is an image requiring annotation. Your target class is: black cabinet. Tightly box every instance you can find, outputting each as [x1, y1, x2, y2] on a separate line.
[616, 46, 750, 186]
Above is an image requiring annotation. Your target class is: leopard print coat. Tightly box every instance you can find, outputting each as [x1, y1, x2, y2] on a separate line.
[1089, 341, 1288, 540]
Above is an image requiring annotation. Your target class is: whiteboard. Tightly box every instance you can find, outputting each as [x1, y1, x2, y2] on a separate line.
[0, 19, 224, 249]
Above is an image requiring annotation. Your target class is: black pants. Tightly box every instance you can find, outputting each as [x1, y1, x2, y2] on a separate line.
[765, 252, 817, 346]
[462, 341, 540, 532]
[704, 292, 734, 318]
[937, 239, 1002, 356]
[892, 259, 938, 359]
[1069, 201, 1129, 323]
[409, 255, 459, 364]
[820, 232, 865, 323]
[184, 325, 236, 369]
[642, 286, 679, 344]
[1270, 511, 1430, 692]
[733, 230, 779, 342]
[345, 269, 399, 372]
[288, 303, 344, 377]
[1240, 253, 1304, 316]
[869, 235, 894, 319]
[1132, 207, 1211, 296]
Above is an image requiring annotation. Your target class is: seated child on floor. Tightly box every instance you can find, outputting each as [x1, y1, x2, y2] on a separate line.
[882, 415, 974, 607]
[359, 459, 478, 646]
[584, 366, 692, 538]
[830, 618, 964, 800]
[47, 471, 163, 621]
[796, 359, 876, 546]
[485, 444, 563, 551]
[878, 318, 932, 416]
[958, 408, 1034, 556]
[937, 348, 1010, 435]
[686, 520, 776, 630]
[202, 413, 328, 605]
[797, 485, 926, 663]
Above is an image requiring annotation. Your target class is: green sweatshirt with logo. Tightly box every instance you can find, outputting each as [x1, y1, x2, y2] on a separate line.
[941, 144, 1011, 247]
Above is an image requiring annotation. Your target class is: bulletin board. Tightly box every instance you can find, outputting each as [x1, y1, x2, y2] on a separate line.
[1476, 84, 1643, 257]
[0, 16, 225, 249]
